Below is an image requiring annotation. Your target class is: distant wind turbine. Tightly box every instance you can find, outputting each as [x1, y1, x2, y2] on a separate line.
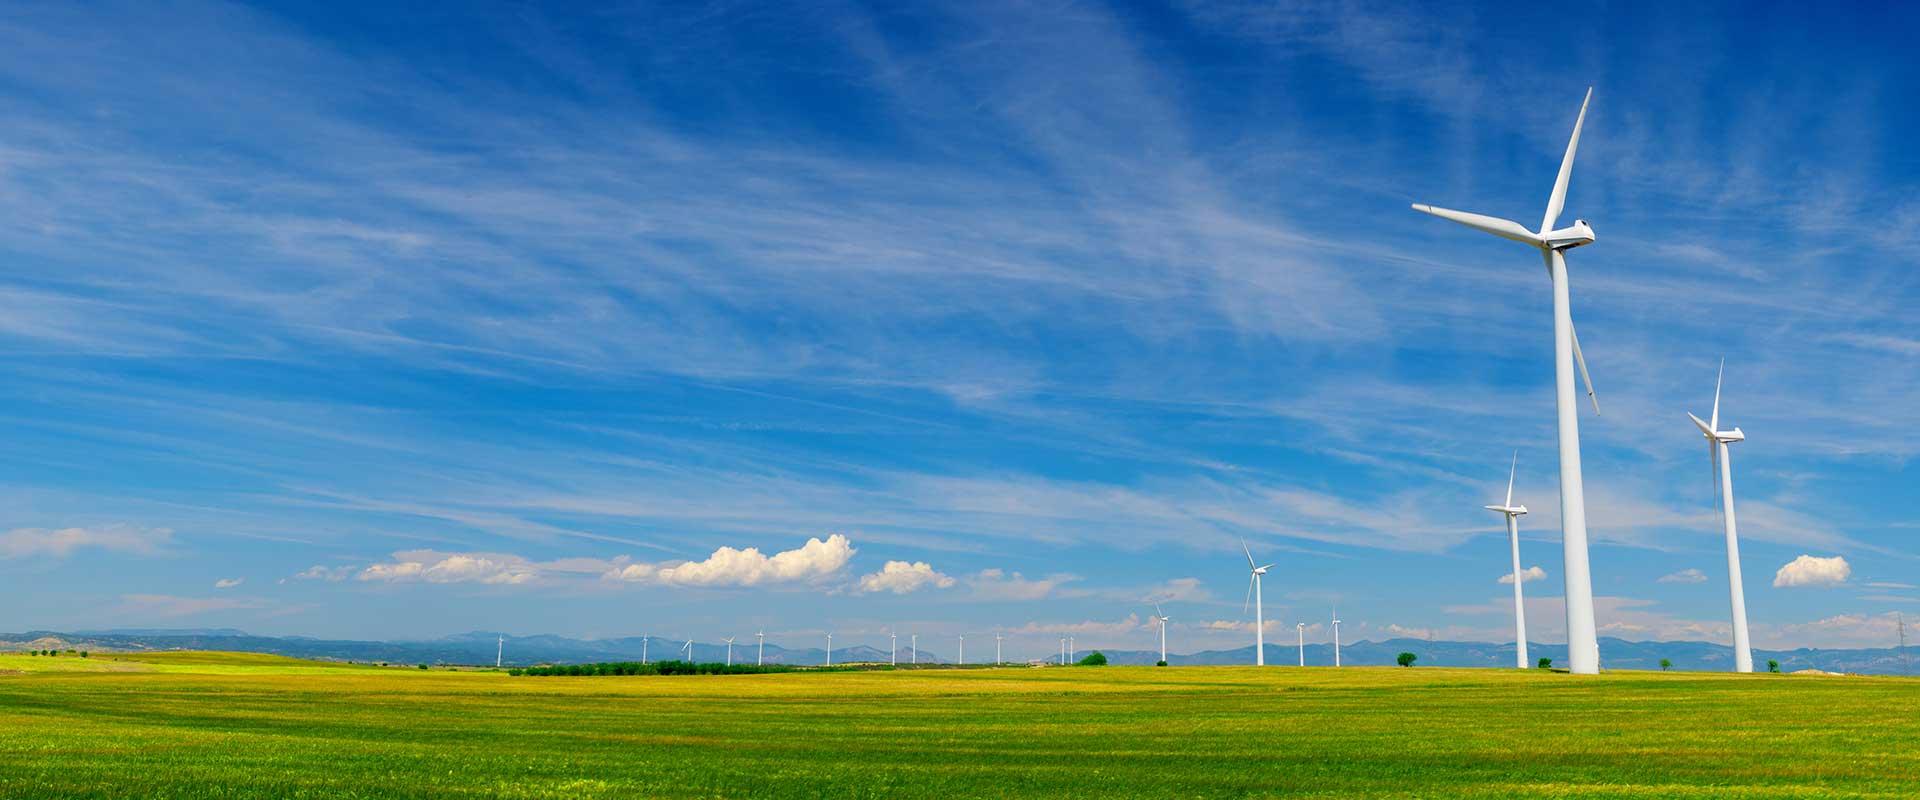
[723, 637, 736, 667]
[1689, 360, 1753, 673]
[496, 635, 504, 669]
[757, 630, 765, 666]
[890, 630, 898, 666]
[825, 632, 833, 667]
[958, 635, 965, 666]
[1242, 540, 1275, 666]
[641, 635, 649, 665]
[911, 633, 917, 665]
[995, 632, 1003, 665]
[1331, 608, 1343, 668]
[1297, 623, 1305, 667]
[1413, 88, 1604, 674]
[1152, 603, 1170, 665]
[680, 639, 693, 663]
[1485, 452, 1532, 669]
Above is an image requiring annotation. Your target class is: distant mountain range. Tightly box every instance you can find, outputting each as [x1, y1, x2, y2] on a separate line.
[4, 629, 1912, 675]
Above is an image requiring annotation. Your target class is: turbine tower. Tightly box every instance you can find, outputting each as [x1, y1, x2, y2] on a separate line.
[911, 633, 917, 665]
[1242, 540, 1274, 666]
[825, 632, 833, 667]
[1689, 360, 1753, 673]
[1485, 452, 1532, 669]
[641, 635, 649, 665]
[995, 633, 1003, 665]
[757, 630, 765, 666]
[496, 635, 504, 669]
[680, 639, 693, 663]
[723, 636, 736, 667]
[1331, 607, 1342, 667]
[890, 631, 898, 666]
[1412, 87, 1604, 674]
[1152, 603, 1170, 665]
[1296, 622, 1305, 667]
[958, 635, 965, 666]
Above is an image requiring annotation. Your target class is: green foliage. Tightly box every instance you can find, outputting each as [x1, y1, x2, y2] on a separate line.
[79, 651, 88, 659]
[511, 660, 804, 677]
[1537, 658, 1553, 669]
[1076, 651, 1107, 666]
[1156, 660, 1168, 667]
[1397, 652, 1417, 667]
[1660, 659, 1672, 671]
[1768, 660, 1781, 673]
[418, 664, 429, 670]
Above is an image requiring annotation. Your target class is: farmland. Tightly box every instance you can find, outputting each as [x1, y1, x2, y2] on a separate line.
[0, 651, 1915, 798]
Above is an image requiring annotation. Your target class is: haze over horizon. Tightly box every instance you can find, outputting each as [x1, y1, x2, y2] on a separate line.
[1, 0, 1916, 662]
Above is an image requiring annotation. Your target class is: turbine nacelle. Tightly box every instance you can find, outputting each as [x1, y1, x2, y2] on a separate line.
[1543, 219, 1596, 250]
[1687, 412, 1745, 444]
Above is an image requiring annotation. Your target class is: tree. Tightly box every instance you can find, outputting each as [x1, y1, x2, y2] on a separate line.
[1659, 659, 1672, 671]
[1767, 660, 1780, 673]
[79, 651, 89, 659]
[1397, 652, 1417, 667]
[1156, 660, 1167, 667]
[1537, 657, 1553, 669]
[1076, 651, 1107, 666]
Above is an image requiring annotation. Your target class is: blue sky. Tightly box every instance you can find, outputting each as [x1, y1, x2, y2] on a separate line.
[1, 0, 1916, 659]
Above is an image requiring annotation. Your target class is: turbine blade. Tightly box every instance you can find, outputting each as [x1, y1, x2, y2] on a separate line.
[1571, 322, 1599, 415]
[1711, 358, 1724, 431]
[1412, 204, 1543, 246]
[1506, 451, 1517, 508]
[1243, 574, 1254, 616]
[1687, 411, 1715, 438]
[1241, 539, 1256, 569]
[1542, 87, 1593, 233]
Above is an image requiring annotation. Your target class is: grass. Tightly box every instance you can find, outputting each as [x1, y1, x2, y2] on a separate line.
[1, 651, 1915, 798]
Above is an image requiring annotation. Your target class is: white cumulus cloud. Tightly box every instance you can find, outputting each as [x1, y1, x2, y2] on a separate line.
[358, 551, 538, 585]
[292, 565, 353, 582]
[0, 524, 172, 558]
[1773, 555, 1851, 588]
[857, 561, 955, 594]
[603, 535, 854, 587]
[1659, 568, 1709, 584]
[214, 578, 244, 589]
[1498, 566, 1547, 585]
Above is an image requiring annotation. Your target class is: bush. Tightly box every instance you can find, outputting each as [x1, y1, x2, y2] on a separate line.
[1767, 660, 1780, 673]
[1660, 658, 1672, 671]
[1076, 652, 1107, 666]
[1156, 660, 1167, 667]
[80, 651, 88, 658]
[1537, 658, 1553, 669]
[1397, 652, 1417, 667]
[418, 664, 429, 670]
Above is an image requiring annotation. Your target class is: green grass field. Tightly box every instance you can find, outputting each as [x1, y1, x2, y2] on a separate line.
[1, 651, 1915, 798]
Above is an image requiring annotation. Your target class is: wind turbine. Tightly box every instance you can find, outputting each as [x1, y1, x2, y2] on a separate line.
[1296, 622, 1306, 667]
[723, 637, 736, 667]
[911, 633, 917, 665]
[757, 630, 765, 666]
[1152, 603, 1170, 665]
[1485, 452, 1532, 669]
[825, 632, 833, 667]
[1242, 540, 1275, 666]
[890, 630, 898, 666]
[641, 635, 649, 665]
[1689, 360, 1754, 673]
[680, 638, 693, 663]
[958, 635, 965, 666]
[1413, 87, 1604, 674]
[995, 632, 1003, 665]
[1331, 608, 1342, 668]
[1059, 636, 1067, 665]
[496, 635, 504, 669]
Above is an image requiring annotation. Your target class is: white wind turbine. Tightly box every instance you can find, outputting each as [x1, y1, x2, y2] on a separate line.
[1485, 452, 1532, 670]
[890, 630, 898, 666]
[641, 635, 649, 665]
[911, 633, 917, 665]
[995, 632, 1003, 665]
[496, 635, 504, 669]
[1296, 622, 1306, 667]
[1242, 540, 1275, 666]
[825, 632, 833, 667]
[680, 638, 693, 663]
[757, 630, 765, 666]
[1152, 603, 1170, 665]
[958, 635, 965, 666]
[1689, 360, 1754, 673]
[723, 637, 736, 667]
[1331, 607, 1342, 668]
[1413, 88, 1604, 674]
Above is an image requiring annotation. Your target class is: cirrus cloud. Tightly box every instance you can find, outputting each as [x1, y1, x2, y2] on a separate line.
[1659, 568, 1709, 584]
[1773, 555, 1851, 588]
[0, 524, 172, 558]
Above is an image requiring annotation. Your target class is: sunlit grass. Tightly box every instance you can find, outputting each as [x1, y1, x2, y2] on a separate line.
[1, 651, 1915, 798]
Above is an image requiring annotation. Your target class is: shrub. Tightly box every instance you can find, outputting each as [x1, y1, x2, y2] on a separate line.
[1076, 652, 1107, 666]
[418, 664, 429, 670]
[1767, 660, 1780, 673]
[1156, 660, 1167, 667]
[80, 651, 89, 658]
[1660, 658, 1672, 671]
[1537, 658, 1553, 669]
[1397, 652, 1417, 667]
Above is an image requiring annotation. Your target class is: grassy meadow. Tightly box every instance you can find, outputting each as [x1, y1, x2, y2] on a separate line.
[1, 651, 1915, 798]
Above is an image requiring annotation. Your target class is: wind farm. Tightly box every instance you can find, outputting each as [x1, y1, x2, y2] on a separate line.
[4, 1, 1917, 798]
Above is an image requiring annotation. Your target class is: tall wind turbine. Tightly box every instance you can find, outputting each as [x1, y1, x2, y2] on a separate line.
[680, 638, 693, 663]
[641, 635, 649, 665]
[995, 633, 1003, 665]
[1413, 88, 1604, 674]
[890, 630, 898, 666]
[958, 635, 965, 666]
[723, 637, 736, 667]
[1689, 360, 1753, 673]
[911, 633, 917, 665]
[1242, 540, 1274, 666]
[825, 632, 833, 667]
[1152, 603, 1170, 665]
[757, 630, 765, 666]
[1296, 622, 1306, 667]
[1485, 453, 1532, 669]
[496, 635, 504, 669]
[1331, 607, 1342, 668]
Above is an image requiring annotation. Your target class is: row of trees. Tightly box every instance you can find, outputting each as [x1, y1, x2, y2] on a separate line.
[509, 660, 809, 677]
[23, 649, 87, 657]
